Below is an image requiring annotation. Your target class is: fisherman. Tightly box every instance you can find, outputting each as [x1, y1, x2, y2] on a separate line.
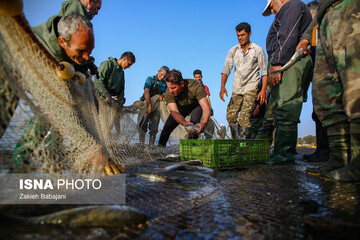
[261, 0, 313, 165]
[137, 66, 169, 145]
[94, 52, 135, 135]
[1, 0, 102, 139]
[11, 13, 122, 174]
[158, 69, 211, 147]
[58, 0, 102, 21]
[12, 0, 103, 166]
[95, 52, 135, 106]
[193, 69, 214, 139]
[297, 0, 360, 182]
[302, 1, 330, 163]
[220, 22, 268, 140]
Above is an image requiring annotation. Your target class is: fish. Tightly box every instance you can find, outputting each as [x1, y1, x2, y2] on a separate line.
[0, 205, 148, 227]
[271, 46, 309, 79]
[185, 125, 200, 132]
[137, 173, 167, 182]
[164, 164, 186, 172]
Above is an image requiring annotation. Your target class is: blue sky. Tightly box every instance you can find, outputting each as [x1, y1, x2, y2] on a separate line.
[23, 0, 315, 137]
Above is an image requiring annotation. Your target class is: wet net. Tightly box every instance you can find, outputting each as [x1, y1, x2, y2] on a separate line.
[0, 12, 225, 175]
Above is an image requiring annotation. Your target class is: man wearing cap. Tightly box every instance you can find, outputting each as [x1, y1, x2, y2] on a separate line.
[220, 22, 268, 140]
[297, 0, 360, 182]
[262, 0, 313, 165]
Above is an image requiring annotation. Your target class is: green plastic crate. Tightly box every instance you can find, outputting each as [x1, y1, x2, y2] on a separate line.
[180, 139, 269, 167]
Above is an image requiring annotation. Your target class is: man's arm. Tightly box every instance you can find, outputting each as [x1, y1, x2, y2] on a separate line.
[257, 75, 268, 105]
[144, 88, 152, 114]
[220, 73, 229, 102]
[94, 61, 112, 101]
[220, 47, 235, 101]
[197, 97, 211, 133]
[167, 102, 189, 126]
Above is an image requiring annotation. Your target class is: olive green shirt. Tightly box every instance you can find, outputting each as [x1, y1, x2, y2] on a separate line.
[164, 79, 207, 114]
[94, 57, 125, 100]
[58, 0, 91, 21]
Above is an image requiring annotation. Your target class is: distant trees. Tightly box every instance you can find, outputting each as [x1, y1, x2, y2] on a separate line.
[297, 135, 316, 146]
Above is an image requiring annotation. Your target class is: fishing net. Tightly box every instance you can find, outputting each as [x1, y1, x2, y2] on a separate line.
[0, 12, 224, 175]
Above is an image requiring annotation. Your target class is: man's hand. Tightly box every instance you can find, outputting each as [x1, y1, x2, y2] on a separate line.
[219, 87, 228, 102]
[252, 104, 260, 117]
[257, 89, 266, 105]
[146, 104, 152, 115]
[197, 122, 208, 134]
[296, 39, 311, 57]
[159, 94, 164, 101]
[269, 66, 282, 86]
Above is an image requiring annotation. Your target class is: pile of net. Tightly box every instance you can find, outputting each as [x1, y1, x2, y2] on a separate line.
[0, 12, 226, 174]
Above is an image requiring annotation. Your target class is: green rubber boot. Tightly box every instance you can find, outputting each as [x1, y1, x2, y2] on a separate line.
[13, 116, 46, 166]
[262, 125, 297, 165]
[320, 121, 360, 182]
[306, 122, 350, 176]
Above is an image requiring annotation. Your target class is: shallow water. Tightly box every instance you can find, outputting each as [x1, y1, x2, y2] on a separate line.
[1, 147, 360, 239]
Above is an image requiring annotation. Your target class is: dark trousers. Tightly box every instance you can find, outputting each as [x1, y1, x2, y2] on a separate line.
[158, 105, 202, 147]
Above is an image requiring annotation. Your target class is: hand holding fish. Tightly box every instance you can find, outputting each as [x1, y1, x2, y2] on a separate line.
[270, 65, 283, 85]
[296, 39, 311, 56]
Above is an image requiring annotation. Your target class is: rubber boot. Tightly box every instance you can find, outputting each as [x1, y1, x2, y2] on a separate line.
[262, 125, 297, 165]
[229, 122, 240, 139]
[13, 116, 46, 166]
[149, 134, 156, 146]
[304, 113, 330, 162]
[256, 122, 274, 146]
[239, 126, 250, 139]
[306, 123, 350, 176]
[320, 121, 360, 182]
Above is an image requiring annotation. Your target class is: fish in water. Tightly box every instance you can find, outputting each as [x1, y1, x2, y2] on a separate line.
[185, 125, 200, 132]
[1, 205, 148, 227]
[271, 46, 309, 79]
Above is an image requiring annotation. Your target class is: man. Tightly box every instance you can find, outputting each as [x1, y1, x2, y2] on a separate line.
[95, 52, 135, 106]
[94, 52, 135, 136]
[297, 0, 360, 182]
[12, 14, 103, 167]
[58, 0, 102, 20]
[12, 0, 102, 166]
[137, 66, 169, 145]
[262, 0, 313, 165]
[158, 69, 211, 147]
[220, 22, 268, 140]
[193, 69, 214, 139]
[302, 1, 330, 163]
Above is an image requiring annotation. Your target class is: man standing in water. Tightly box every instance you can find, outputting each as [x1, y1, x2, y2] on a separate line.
[262, 0, 313, 165]
[220, 22, 268, 140]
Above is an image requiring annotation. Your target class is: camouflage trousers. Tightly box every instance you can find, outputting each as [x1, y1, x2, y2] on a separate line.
[226, 88, 258, 128]
[313, 0, 360, 133]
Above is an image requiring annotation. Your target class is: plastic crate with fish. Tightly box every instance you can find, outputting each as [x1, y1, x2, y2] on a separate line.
[180, 139, 269, 167]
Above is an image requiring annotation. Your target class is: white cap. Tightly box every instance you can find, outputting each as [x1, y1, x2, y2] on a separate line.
[262, 0, 273, 16]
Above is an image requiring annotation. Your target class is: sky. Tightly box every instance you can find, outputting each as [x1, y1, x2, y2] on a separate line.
[23, 0, 315, 138]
